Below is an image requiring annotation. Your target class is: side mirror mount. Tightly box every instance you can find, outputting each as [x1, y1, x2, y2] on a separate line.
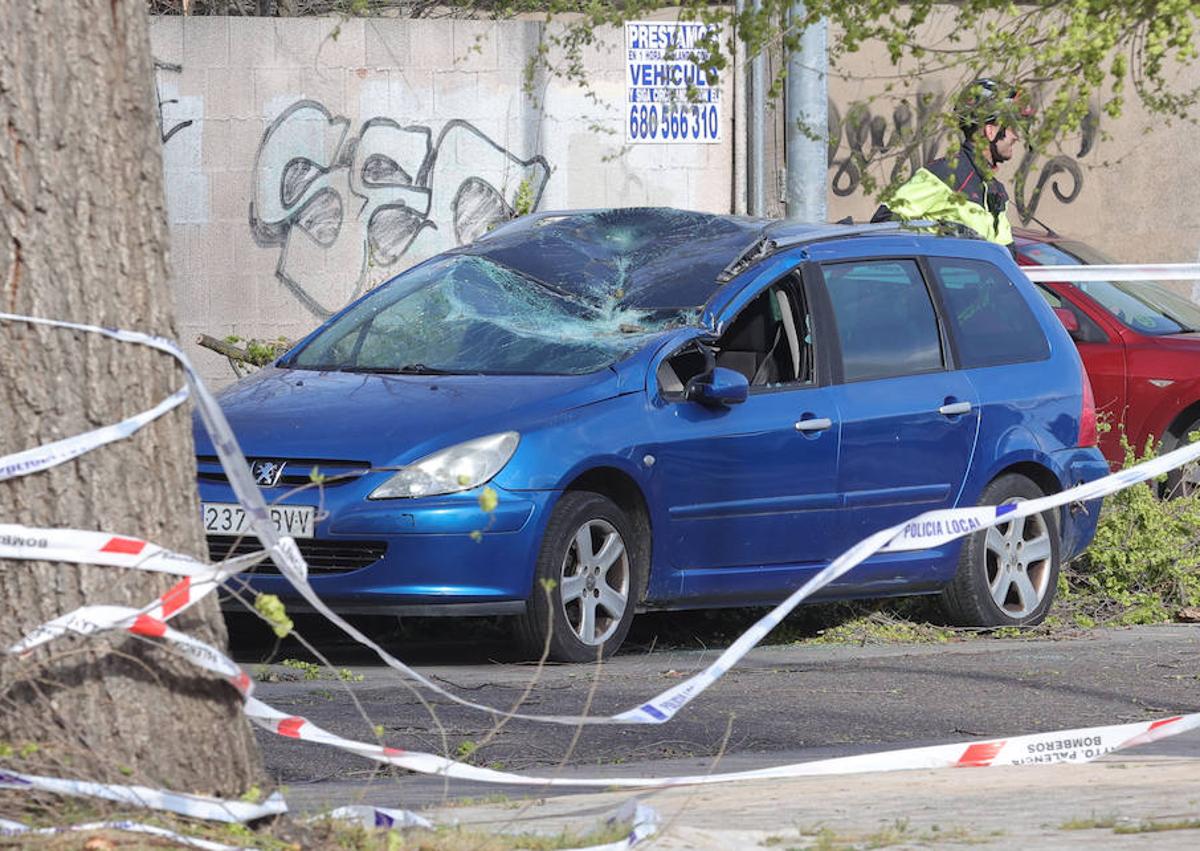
[1053, 307, 1081, 339]
[685, 367, 749, 407]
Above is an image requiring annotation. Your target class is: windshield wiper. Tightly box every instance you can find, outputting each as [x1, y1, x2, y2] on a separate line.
[337, 364, 457, 375]
[396, 363, 456, 374]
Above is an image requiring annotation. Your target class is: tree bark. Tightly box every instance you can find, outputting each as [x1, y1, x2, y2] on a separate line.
[0, 1, 262, 795]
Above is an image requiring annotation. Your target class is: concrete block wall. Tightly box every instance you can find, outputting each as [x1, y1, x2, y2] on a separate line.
[149, 15, 735, 387]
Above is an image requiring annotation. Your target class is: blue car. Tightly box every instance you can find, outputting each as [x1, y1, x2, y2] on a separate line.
[197, 208, 1108, 661]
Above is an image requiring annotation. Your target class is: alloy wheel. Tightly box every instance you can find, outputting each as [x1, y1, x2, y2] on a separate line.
[984, 501, 1053, 618]
[558, 518, 630, 646]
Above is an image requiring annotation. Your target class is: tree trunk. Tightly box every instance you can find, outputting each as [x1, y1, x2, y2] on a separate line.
[0, 1, 262, 795]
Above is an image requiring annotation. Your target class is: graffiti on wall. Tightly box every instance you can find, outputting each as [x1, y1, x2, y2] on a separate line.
[827, 85, 947, 198]
[827, 85, 1101, 226]
[250, 100, 552, 317]
[153, 60, 194, 145]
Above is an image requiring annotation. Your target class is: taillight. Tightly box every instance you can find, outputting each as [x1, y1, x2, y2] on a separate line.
[1078, 369, 1098, 447]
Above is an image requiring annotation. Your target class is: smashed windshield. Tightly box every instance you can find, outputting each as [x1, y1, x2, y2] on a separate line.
[284, 255, 694, 375]
[1019, 241, 1200, 335]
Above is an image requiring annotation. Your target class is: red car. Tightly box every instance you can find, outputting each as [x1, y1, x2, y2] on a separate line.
[1013, 228, 1200, 492]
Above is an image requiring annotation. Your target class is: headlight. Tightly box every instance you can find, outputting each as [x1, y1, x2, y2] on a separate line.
[368, 432, 520, 499]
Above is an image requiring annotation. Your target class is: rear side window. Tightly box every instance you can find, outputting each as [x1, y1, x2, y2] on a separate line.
[930, 257, 1050, 368]
[822, 259, 943, 382]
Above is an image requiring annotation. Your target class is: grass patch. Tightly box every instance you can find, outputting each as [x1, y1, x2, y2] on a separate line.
[306, 817, 633, 850]
[1059, 813, 1200, 835]
[0, 798, 632, 850]
[776, 819, 1003, 849]
[1114, 818, 1200, 834]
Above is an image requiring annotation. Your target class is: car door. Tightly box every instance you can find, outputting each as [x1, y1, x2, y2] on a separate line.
[1039, 283, 1128, 462]
[814, 257, 980, 551]
[642, 264, 843, 606]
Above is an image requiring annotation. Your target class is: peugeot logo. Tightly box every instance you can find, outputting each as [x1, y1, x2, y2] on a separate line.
[250, 460, 286, 488]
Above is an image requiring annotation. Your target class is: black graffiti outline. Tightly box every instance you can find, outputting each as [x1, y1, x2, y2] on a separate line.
[1011, 104, 1099, 224]
[249, 99, 552, 318]
[827, 86, 947, 198]
[828, 88, 1101, 225]
[153, 59, 194, 145]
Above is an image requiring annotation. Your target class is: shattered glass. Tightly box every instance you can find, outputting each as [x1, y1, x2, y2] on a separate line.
[467, 208, 768, 309]
[286, 255, 694, 375]
[285, 209, 775, 375]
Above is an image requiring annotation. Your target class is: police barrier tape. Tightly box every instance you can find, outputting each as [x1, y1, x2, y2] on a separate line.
[1023, 263, 1200, 282]
[0, 289, 1198, 816]
[10, 582, 1200, 788]
[0, 523, 264, 579]
[0, 804, 656, 851]
[5, 307, 1200, 729]
[0, 818, 246, 850]
[0, 386, 188, 483]
[0, 767, 286, 822]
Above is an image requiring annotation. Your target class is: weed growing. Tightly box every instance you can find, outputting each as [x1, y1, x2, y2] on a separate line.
[1061, 432, 1200, 626]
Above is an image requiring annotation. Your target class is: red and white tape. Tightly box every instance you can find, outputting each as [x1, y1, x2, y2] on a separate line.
[0, 524, 259, 578]
[12, 584, 1200, 789]
[5, 307, 1200, 799]
[6, 310, 1200, 728]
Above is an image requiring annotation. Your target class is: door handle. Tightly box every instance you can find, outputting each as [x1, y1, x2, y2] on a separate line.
[938, 401, 972, 416]
[795, 417, 833, 432]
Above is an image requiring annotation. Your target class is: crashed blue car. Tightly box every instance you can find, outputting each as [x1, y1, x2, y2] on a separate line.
[196, 208, 1107, 661]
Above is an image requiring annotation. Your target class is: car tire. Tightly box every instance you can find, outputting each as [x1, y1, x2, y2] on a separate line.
[1162, 417, 1200, 499]
[515, 491, 640, 663]
[939, 473, 1060, 628]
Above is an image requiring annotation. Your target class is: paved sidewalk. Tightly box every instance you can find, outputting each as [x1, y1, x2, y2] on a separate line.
[415, 748, 1200, 849]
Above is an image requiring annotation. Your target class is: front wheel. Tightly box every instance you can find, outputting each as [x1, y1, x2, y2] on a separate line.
[514, 491, 641, 662]
[940, 473, 1060, 627]
[1162, 417, 1200, 499]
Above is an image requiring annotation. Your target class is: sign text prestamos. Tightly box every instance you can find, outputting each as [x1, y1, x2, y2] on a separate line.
[625, 21, 722, 144]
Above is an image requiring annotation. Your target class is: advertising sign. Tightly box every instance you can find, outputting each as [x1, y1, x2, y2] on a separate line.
[625, 21, 722, 144]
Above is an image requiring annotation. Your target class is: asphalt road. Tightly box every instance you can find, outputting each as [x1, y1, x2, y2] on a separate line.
[231, 619, 1200, 826]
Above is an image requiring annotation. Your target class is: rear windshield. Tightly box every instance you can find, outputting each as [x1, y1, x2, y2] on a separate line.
[284, 255, 693, 375]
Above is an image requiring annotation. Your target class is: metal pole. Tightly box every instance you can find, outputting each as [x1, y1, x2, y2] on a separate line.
[733, 0, 748, 215]
[748, 0, 766, 217]
[785, 5, 827, 222]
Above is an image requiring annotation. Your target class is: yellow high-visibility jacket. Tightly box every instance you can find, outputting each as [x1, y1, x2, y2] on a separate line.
[875, 146, 1013, 245]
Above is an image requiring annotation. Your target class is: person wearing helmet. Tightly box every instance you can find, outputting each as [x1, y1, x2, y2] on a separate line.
[871, 79, 1033, 245]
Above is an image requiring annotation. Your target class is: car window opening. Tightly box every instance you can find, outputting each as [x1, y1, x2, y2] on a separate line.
[659, 274, 814, 396]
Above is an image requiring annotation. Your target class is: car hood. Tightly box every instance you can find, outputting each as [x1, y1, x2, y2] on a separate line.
[192, 365, 626, 466]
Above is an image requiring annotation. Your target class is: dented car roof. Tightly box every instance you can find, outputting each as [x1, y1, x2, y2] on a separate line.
[464, 207, 771, 310]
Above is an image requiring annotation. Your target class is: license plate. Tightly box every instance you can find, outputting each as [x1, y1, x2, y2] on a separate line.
[202, 502, 315, 539]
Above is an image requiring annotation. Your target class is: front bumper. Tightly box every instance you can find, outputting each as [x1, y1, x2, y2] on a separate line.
[201, 481, 559, 615]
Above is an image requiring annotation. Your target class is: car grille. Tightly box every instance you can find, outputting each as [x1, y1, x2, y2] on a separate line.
[207, 535, 386, 574]
[196, 456, 372, 489]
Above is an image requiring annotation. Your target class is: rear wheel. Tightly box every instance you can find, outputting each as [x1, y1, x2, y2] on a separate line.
[515, 491, 641, 662]
[940, 473, 1059, 627]
[1162, 416, 1200, 499]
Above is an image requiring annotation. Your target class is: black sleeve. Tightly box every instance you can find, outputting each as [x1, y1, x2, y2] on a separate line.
[870, 204, 894, 223]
